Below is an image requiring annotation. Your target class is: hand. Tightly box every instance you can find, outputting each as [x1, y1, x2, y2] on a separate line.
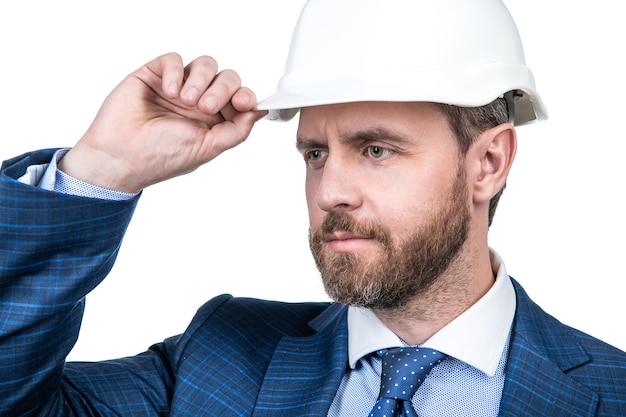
[59, 53, 266, 193]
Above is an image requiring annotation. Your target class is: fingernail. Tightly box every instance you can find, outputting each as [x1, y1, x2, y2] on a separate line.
[184, 87, 199, 102]
[204, 96, 218, 112]
[167, 81, 178, 95]
[239, 92, 251, 104]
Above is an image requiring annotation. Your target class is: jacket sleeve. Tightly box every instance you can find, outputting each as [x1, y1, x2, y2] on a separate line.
[0, 150, 171, 416]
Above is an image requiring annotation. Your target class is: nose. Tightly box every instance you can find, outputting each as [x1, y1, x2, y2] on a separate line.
[314, 154, 362, 213]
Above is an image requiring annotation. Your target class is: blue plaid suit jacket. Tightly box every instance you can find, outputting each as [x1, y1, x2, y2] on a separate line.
[2, 149, 625, 416]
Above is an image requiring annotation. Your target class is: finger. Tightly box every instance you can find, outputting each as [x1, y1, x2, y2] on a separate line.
[145, 52, 186, 99]
[201, 110, 263, 158]
[218, 88, 261, 123]
[180, 56, 219, 106]
[198, 69, 243, 115]
[232, 87, 258, 113]
[132, 53, 185, 99]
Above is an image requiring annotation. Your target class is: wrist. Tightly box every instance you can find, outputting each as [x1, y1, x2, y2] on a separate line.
[58, 144, 141, 194]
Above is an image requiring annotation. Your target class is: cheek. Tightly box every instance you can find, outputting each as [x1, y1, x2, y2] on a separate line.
[400, 165, 454, 202]
[374, 176, 445, 226]
[305, 175, 322, 225]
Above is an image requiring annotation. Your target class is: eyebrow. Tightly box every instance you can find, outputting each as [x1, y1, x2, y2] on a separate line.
[296, 127, 411, 152]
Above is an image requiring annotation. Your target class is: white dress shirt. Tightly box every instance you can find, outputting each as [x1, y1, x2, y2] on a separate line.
[329, 250, 516, 416]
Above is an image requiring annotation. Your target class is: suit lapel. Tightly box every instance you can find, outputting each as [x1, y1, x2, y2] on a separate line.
[253, 303, 349, 417]
[252, 280, 602, 416]
[498, 280, 599, 416]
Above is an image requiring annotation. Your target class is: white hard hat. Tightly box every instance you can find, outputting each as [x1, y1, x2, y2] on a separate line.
[257, 0, 547, 126]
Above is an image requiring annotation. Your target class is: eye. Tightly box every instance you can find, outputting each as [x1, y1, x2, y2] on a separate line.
[366, 146, 391, 159]
[304, 149, 328, 168]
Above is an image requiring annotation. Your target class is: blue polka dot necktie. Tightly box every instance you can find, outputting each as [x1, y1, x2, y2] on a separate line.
[369, 347, 447, 417]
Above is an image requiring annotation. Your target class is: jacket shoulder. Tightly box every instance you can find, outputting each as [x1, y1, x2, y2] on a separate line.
[195, 294, 333, 339]
[154, 295, 337, 415]
[164, 294, 335, 366]
[511, 278, 626, 414]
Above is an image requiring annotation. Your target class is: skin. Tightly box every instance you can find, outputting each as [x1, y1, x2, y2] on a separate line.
[297, 102, 517, 344]
[61, 54, 517, 346]
[59, 53, 266, 193]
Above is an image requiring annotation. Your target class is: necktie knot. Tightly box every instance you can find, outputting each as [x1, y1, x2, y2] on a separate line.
[370, 347, 447, 417]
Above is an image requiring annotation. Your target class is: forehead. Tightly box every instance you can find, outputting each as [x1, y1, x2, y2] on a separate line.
[296, 101, 453, 144]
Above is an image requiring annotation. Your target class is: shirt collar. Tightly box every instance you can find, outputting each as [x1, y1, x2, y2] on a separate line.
[347, 248, 516, 376]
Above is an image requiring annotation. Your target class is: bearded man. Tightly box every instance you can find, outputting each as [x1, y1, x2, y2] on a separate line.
[1, 1, 625, 416]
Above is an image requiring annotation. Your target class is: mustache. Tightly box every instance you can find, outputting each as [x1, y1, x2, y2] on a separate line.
[317, 211, 391, 246]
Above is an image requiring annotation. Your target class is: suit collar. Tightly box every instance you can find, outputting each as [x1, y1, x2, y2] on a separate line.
[252, 280, 602, 416]
[499, 279, 599, 416]
[253, 303, 349, 416]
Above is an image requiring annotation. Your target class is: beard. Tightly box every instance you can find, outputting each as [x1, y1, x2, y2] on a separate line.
[309, 167, 471, 311]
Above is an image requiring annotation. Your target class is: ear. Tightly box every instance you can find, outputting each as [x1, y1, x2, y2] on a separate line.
[470, 123, 517, 204]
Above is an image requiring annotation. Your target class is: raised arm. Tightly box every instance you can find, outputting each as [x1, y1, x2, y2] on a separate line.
[0, 53, 264, 416]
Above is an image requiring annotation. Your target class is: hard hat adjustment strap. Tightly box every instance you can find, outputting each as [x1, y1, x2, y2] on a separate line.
[504, 90, 518, 125]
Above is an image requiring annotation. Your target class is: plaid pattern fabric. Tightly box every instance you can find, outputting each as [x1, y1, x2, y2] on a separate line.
[2, 149, 625, 416]
[1, 149, 140, 416]
[500, 282, 626, 416]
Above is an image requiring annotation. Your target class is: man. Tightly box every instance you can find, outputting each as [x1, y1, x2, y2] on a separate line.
[1, 0, 624, 416]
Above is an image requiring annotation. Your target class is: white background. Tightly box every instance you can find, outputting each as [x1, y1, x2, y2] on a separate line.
[1, 1, 624, 360]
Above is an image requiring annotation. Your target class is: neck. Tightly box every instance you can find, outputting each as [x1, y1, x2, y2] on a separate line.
[373, 245, 494, 346]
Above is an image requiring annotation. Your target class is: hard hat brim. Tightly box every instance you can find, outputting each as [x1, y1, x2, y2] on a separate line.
[256, 63, 548, 126]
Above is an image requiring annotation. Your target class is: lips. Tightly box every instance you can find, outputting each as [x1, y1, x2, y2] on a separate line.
[322, 231, 378, 253]
[325, 231, 371, 242]
[313, 211, 391, 252]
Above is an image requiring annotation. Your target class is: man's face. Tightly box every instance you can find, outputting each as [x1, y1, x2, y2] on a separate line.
[297, 102, 471, 310]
